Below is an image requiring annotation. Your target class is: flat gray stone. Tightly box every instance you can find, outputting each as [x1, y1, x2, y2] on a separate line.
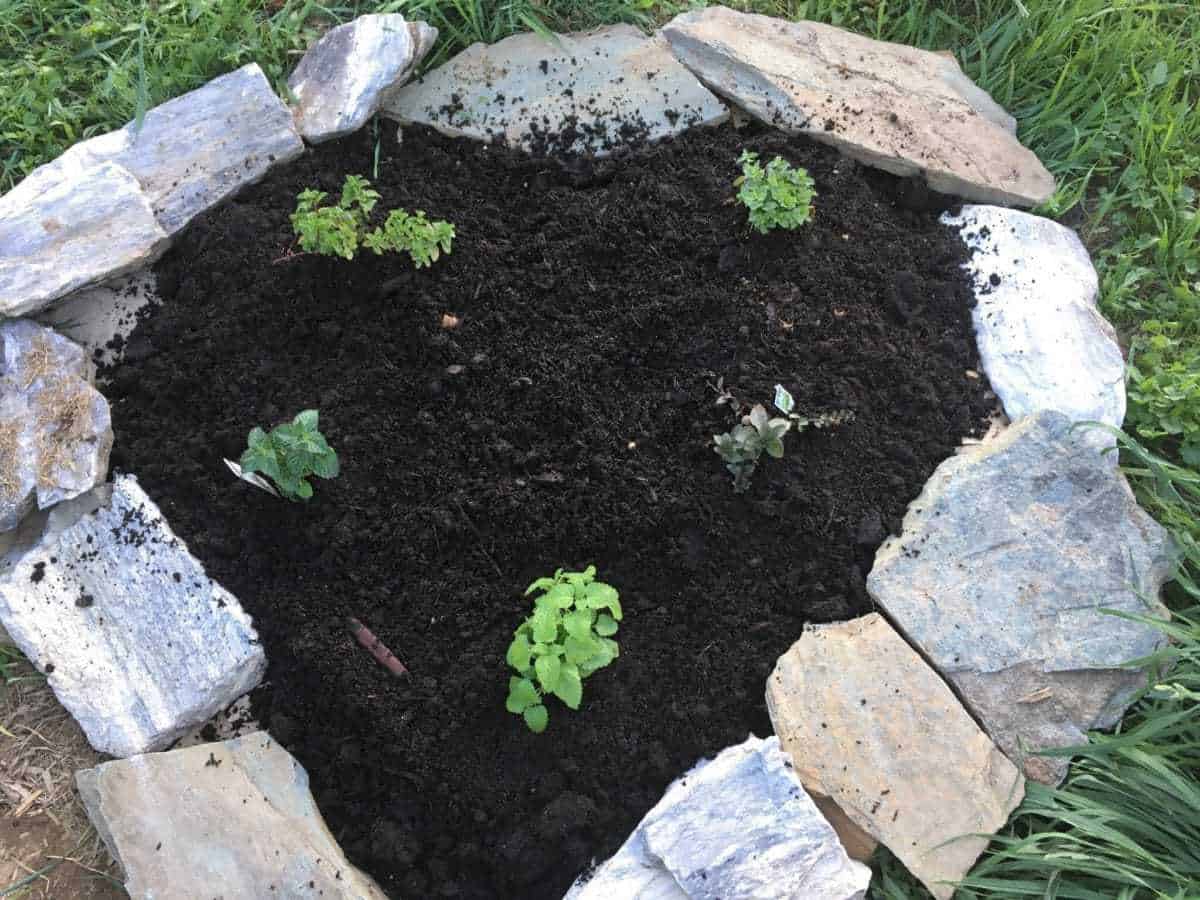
[868, 411, 1176, 784]
[77, 732, 387, 899]
[382, 24, 728, 155]
[768, 614, 1024, 900]
[943, 205, 1125, 428]
[661, 8, 1054, 206]
[289, 14, 437, 143]
[0, 475, 265, 757]
[0, 162, 168, 318]
[0, 319, 112, 532]
[5, 64, 303, 236]
[36, 269, 158, 368]
[566, 735, 871, 900]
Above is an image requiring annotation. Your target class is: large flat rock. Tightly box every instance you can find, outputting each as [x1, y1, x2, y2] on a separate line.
[943, 205, 1124, 428]
[868, 411, 1175, 784]
[661, 8, 1054, 206]
[5, 64, 303, 237]
[36, 269, 158, 368]
[566, 735, 871, 899]
[767, 613, 1023, 900]
[77, 732, 386, 899]
[1, 319, 112, 531]
[382, 24, 728, 155]
[290, 14, 437, 143]
[0, 162, 168, 318]
[0, 475, 265, 757]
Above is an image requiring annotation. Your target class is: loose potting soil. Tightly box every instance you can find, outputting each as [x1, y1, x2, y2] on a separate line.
[102, 122, 993, 898]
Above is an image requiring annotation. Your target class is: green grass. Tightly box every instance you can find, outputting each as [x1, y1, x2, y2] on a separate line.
[2, 0, 1199, 896]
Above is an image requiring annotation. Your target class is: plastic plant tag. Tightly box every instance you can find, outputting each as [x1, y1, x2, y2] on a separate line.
[774, 384, 795, 415]
[223, 458, 280, 498]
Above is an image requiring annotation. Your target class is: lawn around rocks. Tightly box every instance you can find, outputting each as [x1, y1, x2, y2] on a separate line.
[2, 1, 1199, 898]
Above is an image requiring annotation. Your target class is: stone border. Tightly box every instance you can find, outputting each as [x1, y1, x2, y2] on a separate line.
[0, 8, 1171, 899]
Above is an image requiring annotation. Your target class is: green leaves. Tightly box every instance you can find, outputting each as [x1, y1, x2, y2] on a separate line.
[238, 409, 339, 502]
[735, 150, 816, 234]
[504, 566, 621, 733]
[366, 209, 456, 269]
[290, 175, 454, 268]
[713, 403, 793, 492]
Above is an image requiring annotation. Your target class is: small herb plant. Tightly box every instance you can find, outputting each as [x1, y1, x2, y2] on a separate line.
[290, 174, 455, 268]
[505, 566, 621, 733]
[238, 409, 339, 501]
[713, 404, 792, 493]
[713, 385, 854, 492]
[734, 150, 816, 234]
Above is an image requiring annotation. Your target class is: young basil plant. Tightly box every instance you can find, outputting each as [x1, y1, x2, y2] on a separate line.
[505, 566, 621, 733]
[775, 383, 856, 430]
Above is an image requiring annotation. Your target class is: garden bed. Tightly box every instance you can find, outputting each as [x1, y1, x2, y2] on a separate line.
[102, 122, 992, 898]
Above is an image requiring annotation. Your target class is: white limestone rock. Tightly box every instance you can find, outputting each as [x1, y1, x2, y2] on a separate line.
[868, 411, 1176, 784]
[566, 735, 871, 900]
[0, 162, 168, 318]
[0, 475, 266, 757]
[289, 14, 437, 143]
[661, 8, 1055, 206]
[943, 205, 1125, 428]
[76, 732, 387, 899]
[0, 320, 112, 532]
[382, 24, 728, 156]
[5, 64, 303, 237]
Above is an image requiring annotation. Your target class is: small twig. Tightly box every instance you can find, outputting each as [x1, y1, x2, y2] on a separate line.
[453, 501, 503, 577]
[270, 241, 309, 265]
[346, 617, 408, 677]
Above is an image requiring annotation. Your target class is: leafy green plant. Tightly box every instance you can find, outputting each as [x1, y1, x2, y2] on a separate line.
[362, 208, 456, 269]
[289, 174, 454, 267]
[713, 386, 854, 492]
[1127, 319, 1200, 466]
[505, 566, 621, 733]
[713, 404, 792, 493]
[734, 150, 816, 234]
[238, 409, 339, 502]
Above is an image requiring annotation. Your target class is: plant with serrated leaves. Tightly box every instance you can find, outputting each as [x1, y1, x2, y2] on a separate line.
[290, 174, 454, 267]
[505, 566, 621, 733]
[362, 208, 456, 269]
[239, 409, 339, 502]
[734, 150, 816, 234]
[713, 404, 792, 493]
[291, 175, 379, 260]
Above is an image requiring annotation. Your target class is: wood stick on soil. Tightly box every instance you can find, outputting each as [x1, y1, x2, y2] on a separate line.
[346, 617, 408, 677]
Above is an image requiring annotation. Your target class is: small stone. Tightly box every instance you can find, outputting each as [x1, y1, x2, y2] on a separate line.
[382, 25, 728, 156]
[446, 364, 466, 375]
[5, 64, 303, 237]
[0, 163, 168, 318]
[767, 613, 1024, 900]
[0, 475, 266, 756]
[942, 205, 1125, 428]
[0, 320, 112, 532]
[566, 735, 871, 899]
[867, 411, 1176, 784]
[661, 8, 1054, 206]
[289, 14, 437, 143]
[76, 732, 387, 898]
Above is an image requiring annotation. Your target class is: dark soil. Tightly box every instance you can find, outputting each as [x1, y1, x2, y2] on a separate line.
[102, 122, 992, 898]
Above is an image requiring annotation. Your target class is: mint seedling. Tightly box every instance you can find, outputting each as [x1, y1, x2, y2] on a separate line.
[238, 409, 339, 502]
[505, 566, 621, 733]
[735, 150, 816, 234]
